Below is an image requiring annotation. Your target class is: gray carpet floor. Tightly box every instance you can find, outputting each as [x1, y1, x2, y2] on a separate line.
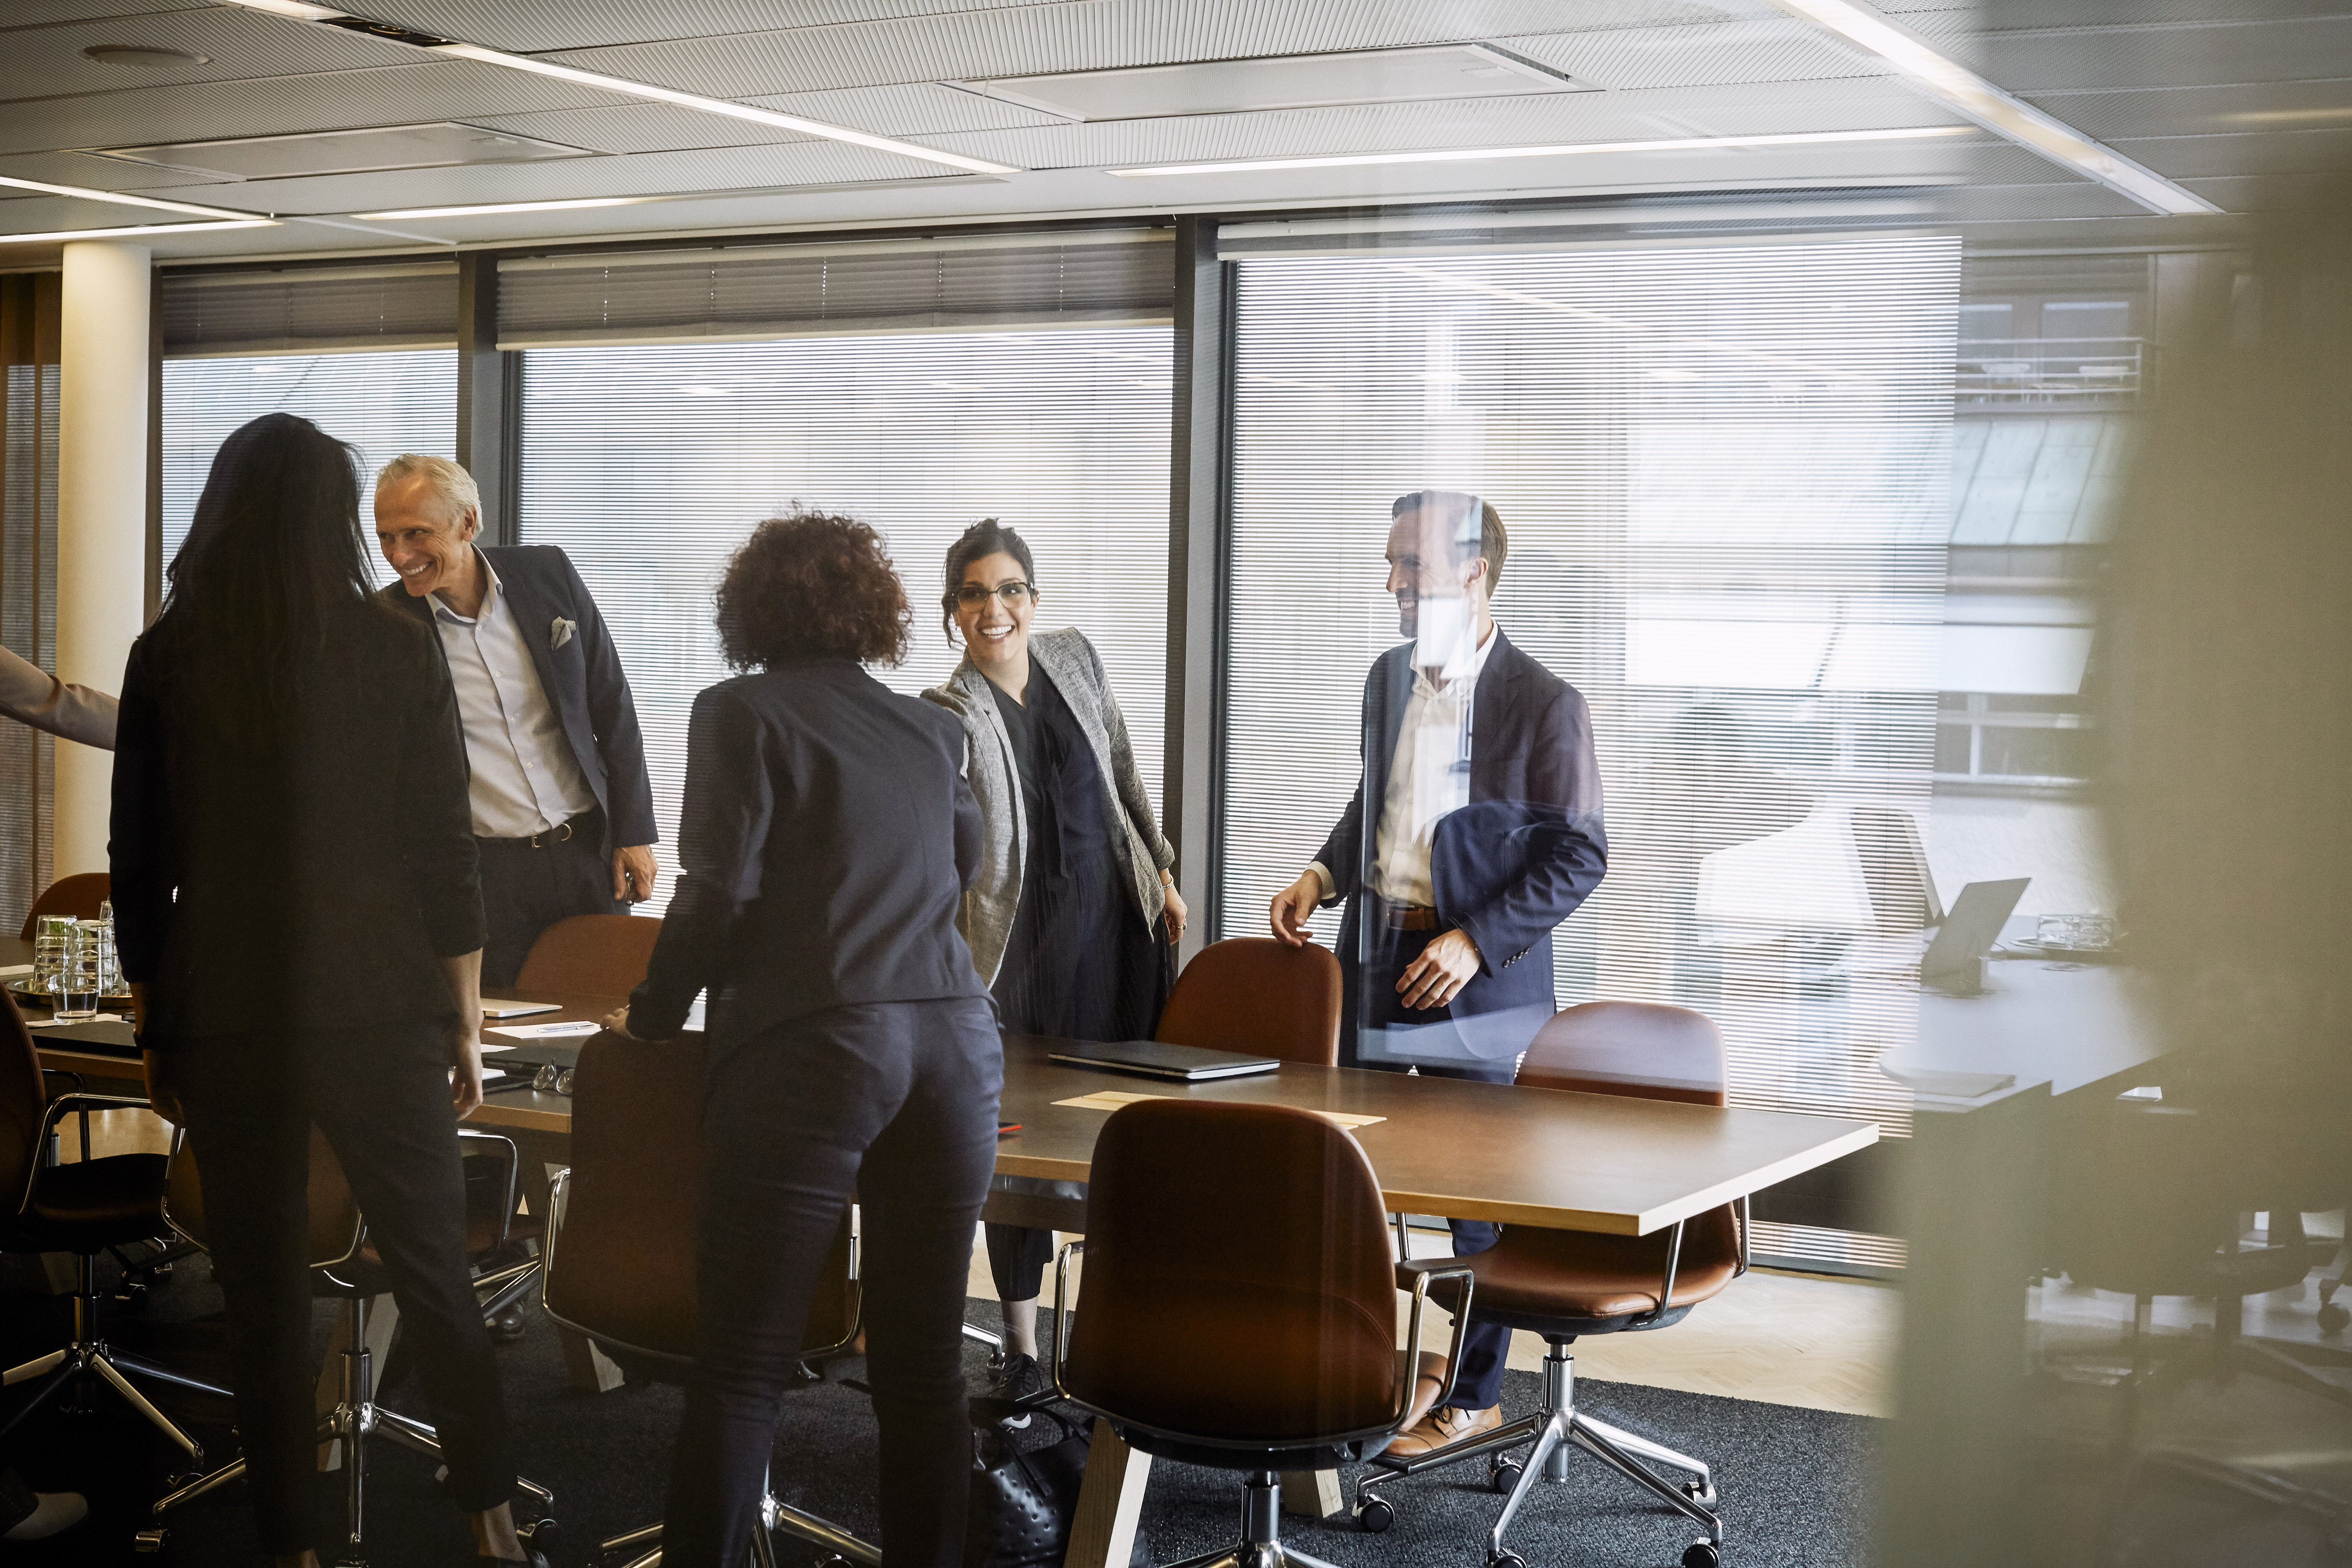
[0, 1253, 1879, 1566]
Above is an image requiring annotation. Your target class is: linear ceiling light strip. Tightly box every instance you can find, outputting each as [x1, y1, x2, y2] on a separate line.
[1108, 125, 1974, 177]
[0, 174, 267, 222]
[2, 220, 279, 243]
[217, 1, 1020, 177]
[1760, 0, 2220, 216]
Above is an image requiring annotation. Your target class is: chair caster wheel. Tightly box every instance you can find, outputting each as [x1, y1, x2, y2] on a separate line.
[1683, 1541, 1721, 1568]
[1488, 1552, 1528, 1568]
[1684, 1477, 1719, 1507]
[1489, 1454, 1522, 1493]
[2319, 1302, 2350, 1334]
[1354, 1493, 1395, 1533]
[518, 1517, 558, 1552]
[134, 1527, 169, 1554]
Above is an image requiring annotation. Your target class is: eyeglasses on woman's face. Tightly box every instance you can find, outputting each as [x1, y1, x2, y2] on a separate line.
[950, 581, 1035, 609]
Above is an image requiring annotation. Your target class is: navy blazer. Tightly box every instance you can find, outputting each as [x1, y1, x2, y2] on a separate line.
[1313, 628, 1607, 1047]
[383, 545, 658, 853]
[628, 659, 989, 1054]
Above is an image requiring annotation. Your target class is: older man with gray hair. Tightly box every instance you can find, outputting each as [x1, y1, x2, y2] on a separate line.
[374, 454, 659, 987]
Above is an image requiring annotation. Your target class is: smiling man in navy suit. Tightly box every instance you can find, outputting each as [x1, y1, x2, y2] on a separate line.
[374, 455, 659, 989]
[1270, 489, 1607, 1454]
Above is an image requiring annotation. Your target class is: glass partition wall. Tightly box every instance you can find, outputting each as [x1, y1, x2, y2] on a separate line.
[1221, 236, 1959, 1270]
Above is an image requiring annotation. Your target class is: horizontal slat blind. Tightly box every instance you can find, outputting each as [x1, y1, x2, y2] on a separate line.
[160, 263, 458, 357]
[516, 328, 1171, 914]
[159, 349, 458, 586]
[498, 231, 1174, 348]
[1223, 239, 1958, 1205]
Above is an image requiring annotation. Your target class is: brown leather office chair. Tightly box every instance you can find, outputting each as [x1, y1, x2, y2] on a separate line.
[18, 872, 110, 940]
[147, 1127, 555, 1558]
[1053, 1098, 1469, 1568]
[1367, 1001, 1743, 1568]
[1155, 937, 1343, 1065]
[514, 914, 662, 998]
[0, 989, 230, 1477]
[541, 1031, 866, 1568]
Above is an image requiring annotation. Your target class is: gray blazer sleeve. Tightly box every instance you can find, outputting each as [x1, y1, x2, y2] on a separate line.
[0, 645, 116, 750]
[1077, 634, 1174, 872]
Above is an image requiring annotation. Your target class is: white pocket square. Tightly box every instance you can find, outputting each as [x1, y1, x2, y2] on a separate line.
[551, 617, 577, 651]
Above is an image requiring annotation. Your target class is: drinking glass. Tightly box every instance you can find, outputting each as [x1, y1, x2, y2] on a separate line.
[55, 921, 101, 1022]
[2036, 913, 2116, 951]
[32, 914, 73, 999]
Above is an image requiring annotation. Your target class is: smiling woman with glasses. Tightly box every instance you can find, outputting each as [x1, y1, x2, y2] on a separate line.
[922, 518, 1185, 1400]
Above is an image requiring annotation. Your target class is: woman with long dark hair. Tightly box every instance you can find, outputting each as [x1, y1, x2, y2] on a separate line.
[606, 512, 998, 1567]
[921, 520, 1184, 1391]
[113, 414, 536, 1568]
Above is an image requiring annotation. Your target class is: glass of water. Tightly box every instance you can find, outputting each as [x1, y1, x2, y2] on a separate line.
[32, 914, 73, 1000]
[54, 921, 101, 1022]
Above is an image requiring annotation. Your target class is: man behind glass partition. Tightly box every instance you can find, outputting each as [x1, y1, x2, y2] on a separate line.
[1269, 489, 1607, 1452]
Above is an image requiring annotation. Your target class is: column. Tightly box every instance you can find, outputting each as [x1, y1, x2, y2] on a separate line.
[54, 241, 152, 877]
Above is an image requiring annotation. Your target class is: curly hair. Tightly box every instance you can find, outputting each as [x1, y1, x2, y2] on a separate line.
[715, 512, 912, 670]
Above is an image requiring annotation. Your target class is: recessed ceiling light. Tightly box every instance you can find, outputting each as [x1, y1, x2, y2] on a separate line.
[0, 219, 279, 243]
[1759, 0, 2221, 216]
[0, 173, 263, 220]
[354, 196, 657, 219]
[215, 1, 1020, 177]
[83, 45, 213, 67]
[1106, 125, 1974, 177]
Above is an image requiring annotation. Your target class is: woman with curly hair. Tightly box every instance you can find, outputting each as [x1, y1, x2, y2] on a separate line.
[606, 512, 997, 1568]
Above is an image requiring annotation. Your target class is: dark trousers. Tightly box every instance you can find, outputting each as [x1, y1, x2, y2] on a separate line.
[1342, 919, 1517, 1414]
[174, 1023, 515, 1553]
[477, 811, 619, 988]
[662, 997, 1002, 1568]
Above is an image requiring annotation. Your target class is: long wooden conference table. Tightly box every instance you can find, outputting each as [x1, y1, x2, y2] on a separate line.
[24, 961, 1877, 1567]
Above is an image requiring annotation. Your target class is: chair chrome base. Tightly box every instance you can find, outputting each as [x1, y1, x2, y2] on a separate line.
[1357, 1341, 1724, 1568]
[595, 1469, 881, 1568]
[146, 1294, 553, 1566]
[1163, 1472, 1344, 1568]
[0, 1253, 229, 1466]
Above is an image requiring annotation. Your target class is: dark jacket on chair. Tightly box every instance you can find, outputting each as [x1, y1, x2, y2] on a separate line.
[110, 603, 487, 1042]
[1315, 628, 1607, 1060]
[380, 545, 658, 855]
[626, 657, 989, 1054]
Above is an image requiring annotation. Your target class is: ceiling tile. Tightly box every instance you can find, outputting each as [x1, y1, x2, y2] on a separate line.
[0, 6, 425, 102]
[2022, 77, 2352, 141]
[0, 4, 212, 29]
[1972, 15, 2352, 94]
[2106, 125, 2352, 179]
[0, 58, 637, 158]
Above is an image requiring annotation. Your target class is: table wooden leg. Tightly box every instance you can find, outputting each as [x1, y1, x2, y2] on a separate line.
[1065, 1417, 1150, 1568]
[1280, 1468, 1344, 1517]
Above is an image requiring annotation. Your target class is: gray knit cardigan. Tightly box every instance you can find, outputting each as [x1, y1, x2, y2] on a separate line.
[922, 627, 1175, 987]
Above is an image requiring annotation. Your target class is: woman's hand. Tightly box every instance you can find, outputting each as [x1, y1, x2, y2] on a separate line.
[600, 1006, 642, 1041]
[448, 1025, 485, 1120]
[141, 1047, 184, 1127]
[1161, 879, 1188, 946]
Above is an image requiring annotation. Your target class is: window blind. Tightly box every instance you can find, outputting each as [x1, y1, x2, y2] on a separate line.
[498, 229, 1174, 349]
[159, 349, 458, 585]
[1222, 237, 1958, 1264]
[515, 327, 1172, 914]
[159, 262, 458, 357]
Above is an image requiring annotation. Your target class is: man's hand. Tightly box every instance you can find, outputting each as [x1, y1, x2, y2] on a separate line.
[449, 1026, 485, 1120]
[1269, 871, 1324, 948]
[1397, 929, 1483, 1011]
[613, 844, 658, 904]
[141, 1048, 184, 1127]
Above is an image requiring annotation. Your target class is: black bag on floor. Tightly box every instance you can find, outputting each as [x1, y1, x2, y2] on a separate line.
[965, 1401, 1090, 1568]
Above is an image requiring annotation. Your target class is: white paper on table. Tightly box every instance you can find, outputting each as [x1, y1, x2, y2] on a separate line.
[486, 1020, 601, 1041]
[27, 1013, 123, 1027]
[0, 964, 33, 978]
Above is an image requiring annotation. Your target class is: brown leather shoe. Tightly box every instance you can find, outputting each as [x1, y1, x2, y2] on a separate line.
[1385, 1402, 1503, 1457]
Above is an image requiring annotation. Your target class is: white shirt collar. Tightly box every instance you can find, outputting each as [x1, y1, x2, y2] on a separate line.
[1410, 617, 1498, 693]
[430, 552, 500, 627]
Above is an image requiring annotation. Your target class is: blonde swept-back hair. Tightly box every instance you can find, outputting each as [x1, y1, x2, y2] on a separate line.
[376, 453, 481, 523]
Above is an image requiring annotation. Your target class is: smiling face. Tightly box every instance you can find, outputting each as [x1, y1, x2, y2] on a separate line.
[373, 471, 478, 598]
[954, 550, 1036, 674]
[1384, 503, 1485, 640]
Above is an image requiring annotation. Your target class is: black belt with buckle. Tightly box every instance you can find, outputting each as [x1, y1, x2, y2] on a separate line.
[1379, 900, 1440, 931]
[481, 808, 600, 852]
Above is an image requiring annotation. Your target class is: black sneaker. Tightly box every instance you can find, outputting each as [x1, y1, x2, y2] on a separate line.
[991, 1352, 1045, 1427]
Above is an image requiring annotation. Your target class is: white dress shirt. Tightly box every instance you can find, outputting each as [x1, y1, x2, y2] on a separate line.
[432, 558, 598, 839]
[1311, 621, 1497, 907]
